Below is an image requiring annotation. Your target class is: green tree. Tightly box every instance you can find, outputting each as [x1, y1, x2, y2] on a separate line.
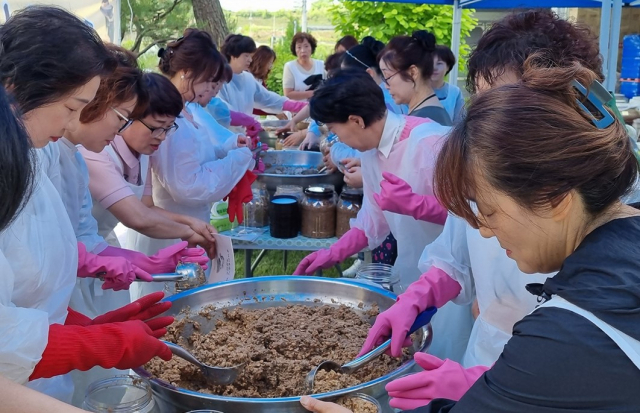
[330, 2, 476, 59]
[121, 0, 194, 55]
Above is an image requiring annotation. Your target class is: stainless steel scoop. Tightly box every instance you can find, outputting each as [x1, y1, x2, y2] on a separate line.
[305, 307, 437, 393]
[163, 340, 244, 386]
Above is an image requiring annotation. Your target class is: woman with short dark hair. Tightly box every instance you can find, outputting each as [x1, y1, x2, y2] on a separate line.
[431, 45, 464, 123]
[283, 32, 325, 101]
[334, 34, 358, 53]
[218, 34, 306, 120]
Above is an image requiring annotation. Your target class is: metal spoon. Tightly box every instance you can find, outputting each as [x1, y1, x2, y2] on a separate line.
[98, 262, 206, 291]
[162, 341, 244, 386]
[305, 307, 437, 393]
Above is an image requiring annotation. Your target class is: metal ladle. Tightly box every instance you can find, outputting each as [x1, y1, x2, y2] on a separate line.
[305, 307, 437, 393]
[99, 262, 206, 292]
[162, 341, 244, 386]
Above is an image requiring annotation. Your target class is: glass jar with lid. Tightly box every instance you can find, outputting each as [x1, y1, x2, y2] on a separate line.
[355, 263, 404, 294]
[319, 134, 339, 155]
[301, 186, 336, 238]
[316, 183, 338, 202]
[243, 185, 269, 227]
[83, 375, 155, 413]
[274, 184, 304, 201]
[336, 188, 363, 238]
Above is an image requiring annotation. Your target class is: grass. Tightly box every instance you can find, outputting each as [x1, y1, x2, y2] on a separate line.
[233, 249, 354, 278]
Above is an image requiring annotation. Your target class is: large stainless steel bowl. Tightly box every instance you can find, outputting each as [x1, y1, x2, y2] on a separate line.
[134, 276, 432, 413]
[256, 151, 344, 196]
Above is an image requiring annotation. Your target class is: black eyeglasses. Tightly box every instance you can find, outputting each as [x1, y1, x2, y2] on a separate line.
[383, 71, 400, 86]
[137, 119, 179, 138]
[112, 107, 134, 134]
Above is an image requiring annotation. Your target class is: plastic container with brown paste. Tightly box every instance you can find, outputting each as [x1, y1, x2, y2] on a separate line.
[336, 188, 363, 238]
[301, 186, 336, 238]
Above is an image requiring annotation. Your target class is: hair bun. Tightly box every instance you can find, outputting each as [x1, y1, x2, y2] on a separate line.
[412, 30, 436, 52]
[361, 36, 385, 56]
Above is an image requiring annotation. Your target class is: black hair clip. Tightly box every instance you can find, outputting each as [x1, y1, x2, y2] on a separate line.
[571, 79, 615, 129]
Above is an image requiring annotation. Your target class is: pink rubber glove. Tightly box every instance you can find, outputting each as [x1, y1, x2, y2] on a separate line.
[293, 228, 368, 275]
[229, 110, 262, 131]
[373, 172, 448, 225]
[358, 267, 461, 357]
[386, 352, 489, 410]
[283, 100, 308, 113]
[101, 243, 209, 274]
[76, 242, 152, 291]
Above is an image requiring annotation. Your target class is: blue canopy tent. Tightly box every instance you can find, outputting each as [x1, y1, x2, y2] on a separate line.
[352, 0, 627, 91]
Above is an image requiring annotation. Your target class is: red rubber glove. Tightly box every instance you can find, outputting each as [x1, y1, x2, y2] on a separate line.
[358, 267, 461, 357]
[65, 308, 92, 326]
[92, 291, 172, 325]
[99, 243, 209, 275]
[386, 353, 489, 410]
[283, 100, 308, 113]
[29, 319, 173, 381]
[293, 228, 368, 275]
[373, 172, 448, 225]
[224, 171, 257, 224]
[77, 242, 152, 291]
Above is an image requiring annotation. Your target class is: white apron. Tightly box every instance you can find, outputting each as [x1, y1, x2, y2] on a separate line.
[537, 296, 640, 369]
[354, 114, 474, 363]
[0, 153, 78, 403]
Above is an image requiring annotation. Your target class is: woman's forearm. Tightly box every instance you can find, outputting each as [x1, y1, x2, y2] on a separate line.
[284, 89, 313, 101]
[0, 375, 87, 413]
[108, 197, 194, 240]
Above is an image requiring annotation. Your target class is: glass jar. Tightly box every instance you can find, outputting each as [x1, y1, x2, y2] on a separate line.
[336, 393, 382, 413]
[336, 188, 363, 238]
[274, 184, 304, 201]
[316, 183, 338, 202]
[301, 186, 336, 238]
[355, 263, 404, 294]
[83, 375, 155, 413]
[243, 186, 269, 227]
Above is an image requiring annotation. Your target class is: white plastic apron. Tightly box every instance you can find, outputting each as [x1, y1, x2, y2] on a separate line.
[537, 296, 640, 369]
[357, 115, 474, 363]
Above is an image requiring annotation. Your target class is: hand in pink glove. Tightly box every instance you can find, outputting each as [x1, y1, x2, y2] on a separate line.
[98, 244, 209, 277]
[373, 172, 448, 225]
[77, 242, 151, 291]
[282, 100, 308, 113]
[386, 353, 489, 410]
[358, 267, 461, 357]
[145, 241, 209, 274]
[294, 228, 368, 275]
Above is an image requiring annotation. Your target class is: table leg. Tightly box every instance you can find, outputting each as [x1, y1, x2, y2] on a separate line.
[283, 250, 288, 272]
[251, 249, 268, 274]
[244, 250, 253, 278]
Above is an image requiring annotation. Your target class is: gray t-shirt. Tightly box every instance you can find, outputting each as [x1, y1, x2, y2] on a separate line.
[410, 106, 453, 126]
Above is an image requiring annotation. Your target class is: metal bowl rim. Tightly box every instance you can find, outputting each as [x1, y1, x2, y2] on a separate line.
[135, 276, 425, 403]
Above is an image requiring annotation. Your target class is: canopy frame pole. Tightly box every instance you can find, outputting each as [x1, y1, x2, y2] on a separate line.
[606, 0, 623, 92]
[449, 0, 462, 88]
[599, 0, 612, 89]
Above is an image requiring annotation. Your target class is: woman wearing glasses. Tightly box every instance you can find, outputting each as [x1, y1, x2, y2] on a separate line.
[81, 72, 217, 261]
[379, 31, 452, 126]
[42, 45, 209, 321]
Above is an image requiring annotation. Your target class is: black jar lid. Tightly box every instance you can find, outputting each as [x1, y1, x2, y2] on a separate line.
[304, 186, 334, 199]
[340, 188, 363, 202]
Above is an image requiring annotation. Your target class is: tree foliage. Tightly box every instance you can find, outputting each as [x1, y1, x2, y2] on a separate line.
[330, 2, 477, 59]
[265, 18, 296, 94]
[121, 0, 193, 55]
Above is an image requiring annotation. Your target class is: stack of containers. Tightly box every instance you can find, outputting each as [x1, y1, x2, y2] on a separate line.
[621, 35, 640, 99]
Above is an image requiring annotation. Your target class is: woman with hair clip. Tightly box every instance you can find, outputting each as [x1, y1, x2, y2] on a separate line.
[358, 10, 640, 411]
[300, 57, 640, 413]
[431, 45, 464, 123]
[0, 6, 172, 403]
[129, 29, 255, 300]
[294, 69, 474, 363]
[218, 34, 307, 121]
[379, 30, 451, 126]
